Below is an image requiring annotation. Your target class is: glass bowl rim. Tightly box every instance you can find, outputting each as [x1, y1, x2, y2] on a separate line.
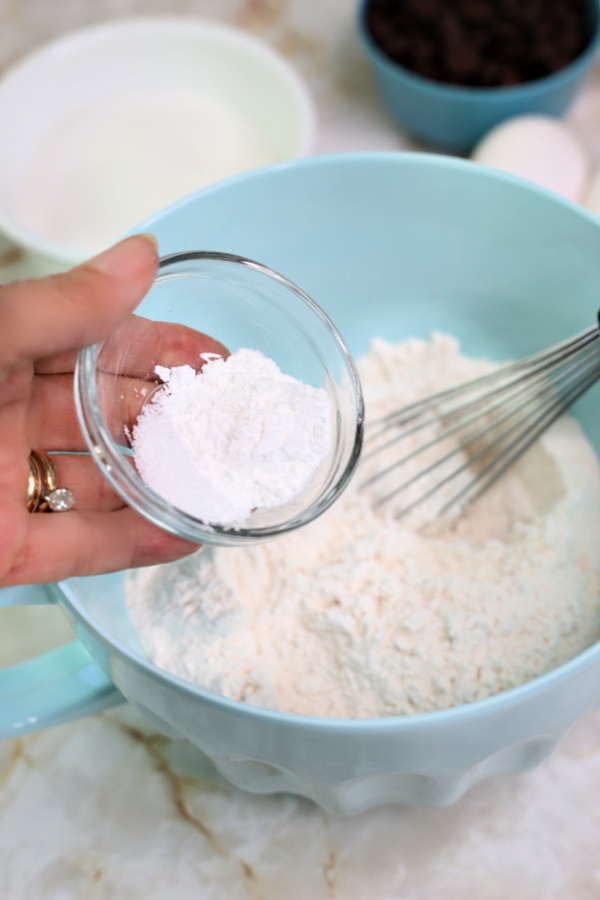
[74, 250, 365, 545]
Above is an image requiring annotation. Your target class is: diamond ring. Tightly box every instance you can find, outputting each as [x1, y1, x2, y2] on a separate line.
[27, 450, 77, 513]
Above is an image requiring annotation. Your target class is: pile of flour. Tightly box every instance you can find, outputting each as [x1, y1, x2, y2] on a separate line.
[127, 334, 600, 718]
[132, 348, 333, 526]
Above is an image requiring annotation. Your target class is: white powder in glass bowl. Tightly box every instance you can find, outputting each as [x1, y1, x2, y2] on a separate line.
[131, 348, 333, 526]
[126, 334, 600, 718]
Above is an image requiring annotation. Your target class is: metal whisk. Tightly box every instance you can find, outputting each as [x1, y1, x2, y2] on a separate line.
[361, 317, 600, 521]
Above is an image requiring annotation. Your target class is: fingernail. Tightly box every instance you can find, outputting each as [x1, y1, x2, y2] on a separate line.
[138, 232, 159, 252]
[90, 234, 159, 278]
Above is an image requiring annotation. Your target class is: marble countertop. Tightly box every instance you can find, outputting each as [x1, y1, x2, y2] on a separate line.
[2, 1, 600, 897]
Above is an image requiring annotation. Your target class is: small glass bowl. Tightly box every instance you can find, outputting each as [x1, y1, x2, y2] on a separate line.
[75, 251, 364, 546]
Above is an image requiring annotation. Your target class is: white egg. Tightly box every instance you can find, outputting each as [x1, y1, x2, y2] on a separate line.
[582, 163, 600, 216]
[470, 115, 590, 203]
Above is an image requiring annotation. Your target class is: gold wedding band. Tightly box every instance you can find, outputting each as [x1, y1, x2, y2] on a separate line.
[27, 450, 76, 513]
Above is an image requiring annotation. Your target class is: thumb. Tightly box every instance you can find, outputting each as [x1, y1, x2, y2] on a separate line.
[0, 234, 159, 369]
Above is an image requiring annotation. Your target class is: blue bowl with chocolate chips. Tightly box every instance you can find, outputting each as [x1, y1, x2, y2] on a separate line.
[357, 0, 600, 152]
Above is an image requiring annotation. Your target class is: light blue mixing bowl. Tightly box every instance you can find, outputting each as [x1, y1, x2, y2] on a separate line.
[357, 0, 600, 152]
[3, 152, 600, 814]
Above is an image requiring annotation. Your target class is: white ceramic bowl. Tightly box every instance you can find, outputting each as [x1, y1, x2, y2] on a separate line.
[0, 16, 315, 273]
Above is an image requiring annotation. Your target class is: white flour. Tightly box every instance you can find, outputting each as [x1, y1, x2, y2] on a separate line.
[132, 348, 333, 526]
[127, 334, 600, 717]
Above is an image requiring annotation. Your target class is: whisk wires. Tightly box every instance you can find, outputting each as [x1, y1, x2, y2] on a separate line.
[362, 323, 600, 521]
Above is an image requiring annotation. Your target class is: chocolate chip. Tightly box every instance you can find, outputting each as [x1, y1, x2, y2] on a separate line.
[459, 1, 495, 24]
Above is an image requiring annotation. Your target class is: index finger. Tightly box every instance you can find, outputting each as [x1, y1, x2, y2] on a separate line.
[0, 235, 159, 370]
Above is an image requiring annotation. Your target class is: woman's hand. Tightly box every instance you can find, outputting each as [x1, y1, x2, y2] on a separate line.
[0, 235, 225, 587]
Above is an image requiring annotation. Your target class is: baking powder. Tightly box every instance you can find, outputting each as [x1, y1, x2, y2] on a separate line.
[132, 348, 333, 526]
[127, 335, 600, 717]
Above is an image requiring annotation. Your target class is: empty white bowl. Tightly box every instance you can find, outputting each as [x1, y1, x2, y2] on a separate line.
[0, 16, 316, 273]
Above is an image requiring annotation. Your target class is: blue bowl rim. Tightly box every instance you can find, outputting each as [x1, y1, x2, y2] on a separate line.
[55, 570, 600, 734]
